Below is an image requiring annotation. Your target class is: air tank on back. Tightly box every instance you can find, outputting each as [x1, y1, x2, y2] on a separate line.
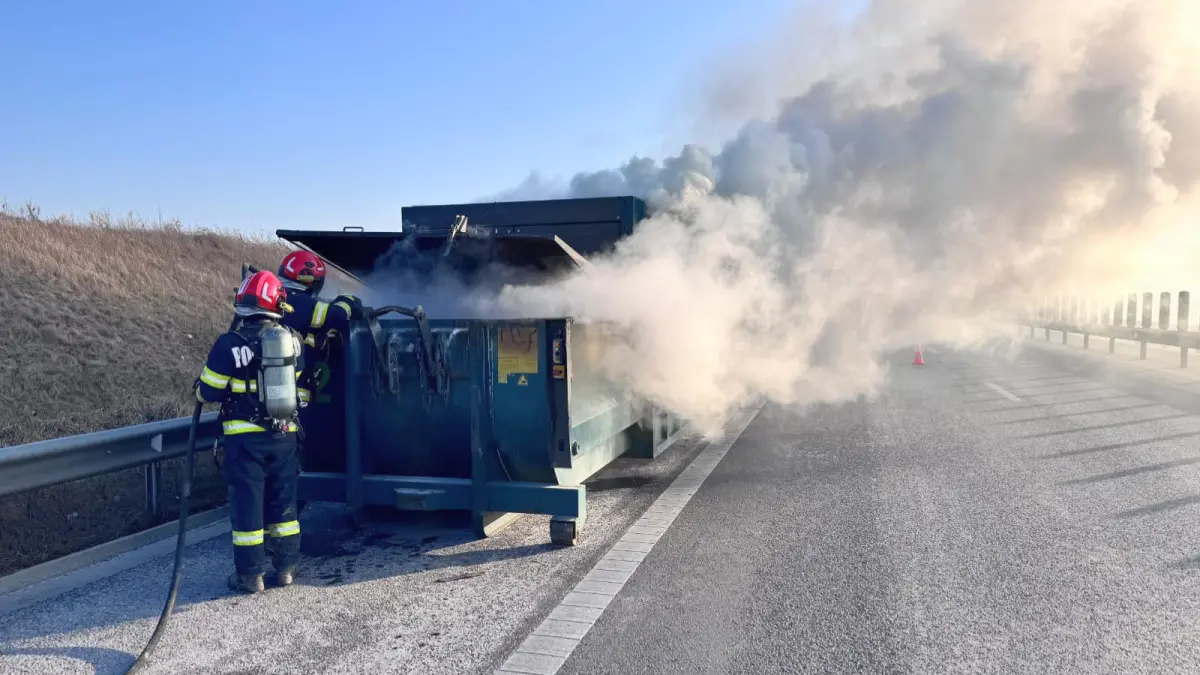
[257, 323, 300, 422]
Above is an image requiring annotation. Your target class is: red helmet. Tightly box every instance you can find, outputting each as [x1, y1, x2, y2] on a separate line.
[235, 270, 290, 319]
[279, 250, 326, 295]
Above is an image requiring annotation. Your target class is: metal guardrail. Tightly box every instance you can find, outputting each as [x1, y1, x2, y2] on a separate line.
[1019, 290, 1200, 367]
[0, 412, 221, 515]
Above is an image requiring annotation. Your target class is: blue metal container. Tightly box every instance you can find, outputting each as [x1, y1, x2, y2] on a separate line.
[277, 197, 686, 545]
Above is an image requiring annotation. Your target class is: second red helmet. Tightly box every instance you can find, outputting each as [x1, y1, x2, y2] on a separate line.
[279, 250, 326, 296]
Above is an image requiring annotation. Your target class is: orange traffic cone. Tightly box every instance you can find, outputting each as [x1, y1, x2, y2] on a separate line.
[912, 345, 925, 366]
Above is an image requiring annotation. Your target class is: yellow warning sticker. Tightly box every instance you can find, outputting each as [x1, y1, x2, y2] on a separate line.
[517, 374, 528, 386]
[497, 326, 539, 384]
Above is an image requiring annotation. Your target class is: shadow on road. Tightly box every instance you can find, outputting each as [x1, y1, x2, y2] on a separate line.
[1113, 495, 1200, 519]
[1041, 431, 1200, 459]
[994, 402, 1162, 425]
[585, 475, 656, 493]
[1017, 346, 1200, 414]
[1062, 457, 1200, 485]
[0, 646, 134, 674]
[294, 508, 558, 588]
[1018, 413, 1192, 439]
[1017, 382, 1113, 396]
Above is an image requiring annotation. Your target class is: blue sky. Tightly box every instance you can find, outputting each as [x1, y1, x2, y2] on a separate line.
[1, 1, 861, 235]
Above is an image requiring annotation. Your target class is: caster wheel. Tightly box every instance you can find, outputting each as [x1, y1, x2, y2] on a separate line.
[550, 517, 581, 547]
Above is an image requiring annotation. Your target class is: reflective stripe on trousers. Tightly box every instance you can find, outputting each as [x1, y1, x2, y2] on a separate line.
[232, 529, 264, 546]
[267, 520, 300, 538]
[223, 419, 299, 435]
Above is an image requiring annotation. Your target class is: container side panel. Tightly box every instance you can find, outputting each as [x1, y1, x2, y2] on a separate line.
[490, 322, 557, 483]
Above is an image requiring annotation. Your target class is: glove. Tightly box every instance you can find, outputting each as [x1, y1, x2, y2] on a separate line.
[191, 377, 207, 404]
[334, 294, 364, 320]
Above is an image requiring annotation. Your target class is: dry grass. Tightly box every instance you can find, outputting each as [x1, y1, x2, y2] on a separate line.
[0, 204, 290, 575]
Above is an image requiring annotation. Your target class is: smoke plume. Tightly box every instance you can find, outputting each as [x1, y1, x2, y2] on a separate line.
[388, 0, 1200, 432]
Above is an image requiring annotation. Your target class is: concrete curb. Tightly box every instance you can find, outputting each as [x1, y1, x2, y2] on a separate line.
[0, 505, 231, 616]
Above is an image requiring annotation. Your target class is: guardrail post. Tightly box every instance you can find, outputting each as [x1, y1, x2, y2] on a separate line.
[1100, 301, 1110, 326]
[1061, 293, 1071, 344]
[1126, 293, 1138, 328]
[1160, 292, 1171, 330]
[1082, 296, 1090, 348]
[1043, 296, 1051, 340]
[1109, 296, 1117, 352]
[1069, 295, 1079, 324]
[145, 461, 162, 517]
[1140, 292, 1152, 359]
[1180, 291, 1191, 368]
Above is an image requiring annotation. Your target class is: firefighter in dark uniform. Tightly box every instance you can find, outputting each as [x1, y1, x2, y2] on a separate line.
[275, 250, 362, 470]
[194, 270, 310, 593]
[277, 249, 361, 358]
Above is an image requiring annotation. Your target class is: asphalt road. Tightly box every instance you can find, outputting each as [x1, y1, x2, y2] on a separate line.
[8, 335, 1200, 674]
[553, 340, 1200, 675]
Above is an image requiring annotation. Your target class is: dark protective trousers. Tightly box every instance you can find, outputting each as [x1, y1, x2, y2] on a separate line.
[223, 430, 301, 577]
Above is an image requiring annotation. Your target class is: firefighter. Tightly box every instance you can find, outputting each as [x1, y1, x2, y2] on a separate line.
[194, 270, 310, 593]
[275, 250, 363, 470]
[276, 249, 363, 352]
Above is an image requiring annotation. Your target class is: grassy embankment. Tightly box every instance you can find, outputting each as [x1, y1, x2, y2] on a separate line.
[0, 203, 288, 575]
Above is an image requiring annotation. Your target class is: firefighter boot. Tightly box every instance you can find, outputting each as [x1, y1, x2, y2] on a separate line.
[273, 567, 296, 588]
[228, 572, 265, 594]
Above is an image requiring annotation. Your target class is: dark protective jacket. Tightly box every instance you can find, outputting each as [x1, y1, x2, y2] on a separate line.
[280, 290, 358, 361]
[195, 318, 309, 435]
[279, 290, 359, 404]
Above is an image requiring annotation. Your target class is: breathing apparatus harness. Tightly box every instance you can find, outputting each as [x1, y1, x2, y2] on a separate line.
[225, 319, 304, 434]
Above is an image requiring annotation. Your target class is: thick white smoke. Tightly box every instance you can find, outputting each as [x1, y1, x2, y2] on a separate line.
[403, 0, 1200, 432]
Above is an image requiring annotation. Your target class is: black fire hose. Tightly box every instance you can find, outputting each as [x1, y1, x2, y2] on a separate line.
[126, 278, 249, 672]
[123, 400, 204, 673]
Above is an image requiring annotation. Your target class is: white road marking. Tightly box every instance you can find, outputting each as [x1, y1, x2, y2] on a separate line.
[984, 382, 1022, 402]
[494, 403, 765, 675]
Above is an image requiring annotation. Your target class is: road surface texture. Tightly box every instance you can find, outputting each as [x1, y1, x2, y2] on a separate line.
[544, 340, 1200, 675]
[7, 334, 1200, 674]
